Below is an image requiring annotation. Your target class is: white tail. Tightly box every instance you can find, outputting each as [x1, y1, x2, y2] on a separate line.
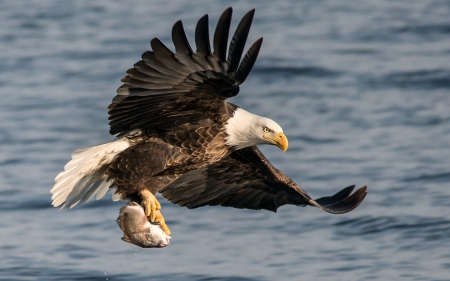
[51, 139, 130, 209]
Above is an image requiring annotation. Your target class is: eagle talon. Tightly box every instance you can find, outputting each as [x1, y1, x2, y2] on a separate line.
[140, 189, 161, 221]
[139, 189, 170, 235]
[153, 210, 171, 235]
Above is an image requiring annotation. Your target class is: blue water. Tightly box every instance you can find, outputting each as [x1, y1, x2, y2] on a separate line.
[1, 1, 450, 280]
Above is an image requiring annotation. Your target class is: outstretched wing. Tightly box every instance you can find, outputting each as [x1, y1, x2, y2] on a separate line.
[160, 146, 367, 213]
[108, 8, 263, 135]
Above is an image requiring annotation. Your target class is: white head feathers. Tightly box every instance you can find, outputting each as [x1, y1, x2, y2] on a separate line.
[225, 107, 283, 150]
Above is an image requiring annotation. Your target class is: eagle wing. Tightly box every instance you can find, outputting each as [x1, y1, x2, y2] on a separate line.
[160, 146, 367, 213]
[108, 8, 263, 135]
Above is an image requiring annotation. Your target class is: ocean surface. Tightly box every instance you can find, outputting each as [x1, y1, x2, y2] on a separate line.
[1, 1, 450, 280]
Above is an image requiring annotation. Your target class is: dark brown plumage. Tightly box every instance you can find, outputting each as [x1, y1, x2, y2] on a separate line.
[106, 123, 230, 196]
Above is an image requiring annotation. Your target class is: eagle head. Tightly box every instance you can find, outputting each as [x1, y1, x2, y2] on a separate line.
[225, 107, 288, 152]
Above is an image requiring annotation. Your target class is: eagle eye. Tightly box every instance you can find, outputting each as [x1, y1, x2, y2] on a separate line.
[263, 127, 270, 133]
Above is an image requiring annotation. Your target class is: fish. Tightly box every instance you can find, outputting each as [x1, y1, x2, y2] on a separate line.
[116, 201, 171, 248]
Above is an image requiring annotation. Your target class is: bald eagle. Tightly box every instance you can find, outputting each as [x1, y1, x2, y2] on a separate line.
[51, 8, 367, 235]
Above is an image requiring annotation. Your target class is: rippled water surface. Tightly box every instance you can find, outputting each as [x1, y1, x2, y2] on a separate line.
[1, 1, 450, 280]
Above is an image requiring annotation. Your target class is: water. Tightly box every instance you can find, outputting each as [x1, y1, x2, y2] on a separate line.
[1, 0, 449, 280]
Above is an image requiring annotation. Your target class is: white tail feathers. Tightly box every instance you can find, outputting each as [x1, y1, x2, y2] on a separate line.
[51, 139, 130, 209]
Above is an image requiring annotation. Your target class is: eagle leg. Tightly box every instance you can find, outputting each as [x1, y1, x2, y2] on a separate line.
[139, 189, 171, 235]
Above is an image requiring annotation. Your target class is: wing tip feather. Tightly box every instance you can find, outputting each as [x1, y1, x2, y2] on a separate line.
[213, 7, 233, 62]
[315, 185, 368, 214]
[227, 8, 256, 72]
[235, 37, 263, 84]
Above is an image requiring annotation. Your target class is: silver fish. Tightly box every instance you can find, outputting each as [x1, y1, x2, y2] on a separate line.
[116, 201, 171, 248]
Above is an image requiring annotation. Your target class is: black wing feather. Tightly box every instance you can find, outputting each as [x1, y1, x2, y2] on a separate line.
[160, 146, 367, 213]
[132, 60, 168, 79]
[195, 15, 211, 56]
[125, 68, 168, 83]
[236, 38, 263, 84]
[151, 38, 192, 74]
[213, 7, 232, 62]
[314, 185, 368, 214]
[141, 51, 182, 77]
[172, 20, 194, 55]
[227, 9, 255, 72]
[172, 21, 204, 72]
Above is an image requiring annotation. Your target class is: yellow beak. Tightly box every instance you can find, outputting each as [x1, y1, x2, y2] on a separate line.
[264, 132, 289, 152]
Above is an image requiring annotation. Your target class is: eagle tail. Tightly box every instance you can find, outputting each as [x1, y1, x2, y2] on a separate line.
[50, 139, 130, 209]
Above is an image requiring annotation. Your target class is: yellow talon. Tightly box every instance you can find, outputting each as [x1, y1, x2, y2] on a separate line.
[139, 189, 170, 235]
[153, 210, 171, 235]
[140, 189, 161, 221]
